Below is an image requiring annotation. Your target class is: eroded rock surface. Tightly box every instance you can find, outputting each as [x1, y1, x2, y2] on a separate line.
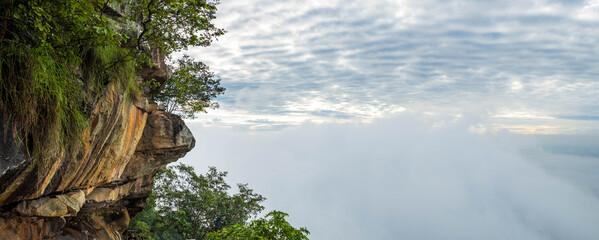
[0, 83, 194, 239]
[0, 3, 194, 239]
[15, 191, 85, 217]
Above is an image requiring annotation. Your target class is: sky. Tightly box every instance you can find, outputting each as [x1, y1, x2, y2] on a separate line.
[178, 0, 599, 239]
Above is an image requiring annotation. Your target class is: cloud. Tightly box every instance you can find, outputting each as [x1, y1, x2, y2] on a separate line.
[181, 114, 599, 240]
[181, 0, 599, 132]
[555, 115, 599, 121]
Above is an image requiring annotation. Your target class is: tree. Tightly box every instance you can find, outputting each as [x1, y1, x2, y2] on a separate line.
[130, 0, 226, 118]
[132, 0, 225, 55]
[130, 164, 266, 240]
[207, 211, 310, 240]
[151, 54, 225, 117]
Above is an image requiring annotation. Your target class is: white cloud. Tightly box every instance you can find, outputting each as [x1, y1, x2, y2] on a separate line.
[175, 3, 599, 238]
[182, 114, 599, 240]
[577, 0, 599, 20]
[183, 0, 599, 132]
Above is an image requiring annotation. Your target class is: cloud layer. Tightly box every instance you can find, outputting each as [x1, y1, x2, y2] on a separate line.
[178, 2, 599, 237]
[183, 0, 599, 133]
[182, 114, 599, 240]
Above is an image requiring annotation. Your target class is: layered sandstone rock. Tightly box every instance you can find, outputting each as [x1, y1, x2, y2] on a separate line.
[14, 191, 85, 218]
[0, 3, 191, 238]
[0, 83, 194, 239]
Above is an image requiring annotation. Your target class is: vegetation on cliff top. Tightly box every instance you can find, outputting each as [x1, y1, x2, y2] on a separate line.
[0, 0, 224, 159]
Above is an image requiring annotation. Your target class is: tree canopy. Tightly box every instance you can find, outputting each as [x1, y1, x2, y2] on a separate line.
[129, 0, 228, 117]
[132, 0, 225, 55]
[151, 54, 225, 117]
[130, 164, 310, 240]
[129, 164, 266, 239]
[207, 211, 310, 240]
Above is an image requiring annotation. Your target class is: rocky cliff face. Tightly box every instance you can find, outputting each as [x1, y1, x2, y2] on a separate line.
[0, 81, 194, 239]
[0, 3, 194, 238]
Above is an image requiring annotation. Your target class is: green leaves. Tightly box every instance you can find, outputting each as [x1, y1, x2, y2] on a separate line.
[132, 0, 225, 55]
[130, 0, 226, 118]
[206, 211, 311, 240]
[152, 55, 225, 118]
[130, 164, 311, 240]
[0, 0, 140, 162]
[6, 0, 119, 47]
[130, 164, 266, 240]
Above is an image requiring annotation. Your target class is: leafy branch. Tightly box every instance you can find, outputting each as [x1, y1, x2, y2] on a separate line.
[151, 55, 225, 118]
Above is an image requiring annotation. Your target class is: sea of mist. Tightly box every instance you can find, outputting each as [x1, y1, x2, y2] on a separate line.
[182, 114, 599, 240]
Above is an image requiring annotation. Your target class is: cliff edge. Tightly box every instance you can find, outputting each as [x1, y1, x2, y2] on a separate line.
[0, 81, 195, 239]
[0, 3, 195, 239]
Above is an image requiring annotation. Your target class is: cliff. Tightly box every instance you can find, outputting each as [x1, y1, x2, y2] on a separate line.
[0, 80, 195, 239]
[0, 3, 195, 239]
[0, 82, 195, 239]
